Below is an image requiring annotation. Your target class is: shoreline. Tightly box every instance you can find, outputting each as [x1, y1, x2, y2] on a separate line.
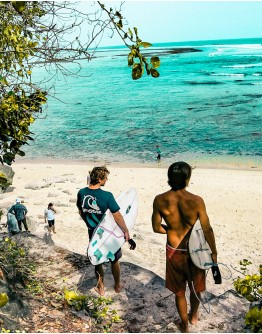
[15, 156, 262, 171]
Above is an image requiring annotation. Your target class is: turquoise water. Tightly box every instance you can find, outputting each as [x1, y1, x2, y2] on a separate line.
[24, 38, 262, 167]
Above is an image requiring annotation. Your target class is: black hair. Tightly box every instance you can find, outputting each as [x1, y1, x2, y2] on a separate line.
[48, 203, 53, 208]
[167, 161, 192, 191]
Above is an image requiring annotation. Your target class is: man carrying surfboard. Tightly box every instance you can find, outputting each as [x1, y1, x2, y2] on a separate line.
[76, 166, 132, 296]
[152, 161, 218, 333]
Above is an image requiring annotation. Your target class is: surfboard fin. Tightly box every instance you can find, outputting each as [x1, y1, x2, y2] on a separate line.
[97, 228, 104, 238]
[126, 205, 131, 214]
[94, 249, 103, 261]
[92, 240, 98, 247]
[107, 251, 115, 261]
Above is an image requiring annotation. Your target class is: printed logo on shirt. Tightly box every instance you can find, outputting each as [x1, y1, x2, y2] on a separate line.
[82, 195, 102, 214]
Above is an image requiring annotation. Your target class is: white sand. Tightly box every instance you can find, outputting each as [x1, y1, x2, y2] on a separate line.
[1, 161, 262, 294]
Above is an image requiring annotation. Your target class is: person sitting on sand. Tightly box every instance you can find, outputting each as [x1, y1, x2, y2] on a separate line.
[44, 203, 57, 234]
[151, 161, 218, 333]
[76, 166, 133, 296]
[8, 198, 29, 233]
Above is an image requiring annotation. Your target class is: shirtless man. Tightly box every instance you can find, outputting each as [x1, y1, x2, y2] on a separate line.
[152, 161, 218, 333]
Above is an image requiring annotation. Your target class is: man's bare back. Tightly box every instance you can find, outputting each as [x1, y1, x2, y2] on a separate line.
[152, 188, 205, 248]
[152, 179, 217, 262]
[152, 162, 219, 333]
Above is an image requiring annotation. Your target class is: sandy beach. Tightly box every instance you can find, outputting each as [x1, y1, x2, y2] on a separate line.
[1, 160, 262, 296]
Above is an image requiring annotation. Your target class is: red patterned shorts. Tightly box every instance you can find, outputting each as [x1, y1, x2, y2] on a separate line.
[166, 243, 206, 296]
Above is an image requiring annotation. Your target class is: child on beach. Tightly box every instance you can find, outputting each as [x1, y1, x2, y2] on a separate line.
[44, 203, 57, 234]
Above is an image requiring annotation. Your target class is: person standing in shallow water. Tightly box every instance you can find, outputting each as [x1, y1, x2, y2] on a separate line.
[151, 161, 218, 333]
[44, 203, 57, 234]
[156, 145, 161, 162]
[76, 166, 134, 296]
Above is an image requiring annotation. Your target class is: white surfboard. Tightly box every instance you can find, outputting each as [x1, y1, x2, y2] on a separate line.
[87, 187, 138, 265]
[188, 220, 213, 270]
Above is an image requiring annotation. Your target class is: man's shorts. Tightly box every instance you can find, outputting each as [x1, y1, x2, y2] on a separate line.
[88, 228, 122, 264]
[166, 243, 206, 296]
[48, 219, 55, 227]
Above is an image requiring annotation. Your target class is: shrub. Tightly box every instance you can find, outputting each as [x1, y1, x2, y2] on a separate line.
[233, 259, 262, 332]
[64, 288, 121, 332]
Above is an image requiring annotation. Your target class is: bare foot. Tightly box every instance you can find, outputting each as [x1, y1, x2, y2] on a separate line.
[188, 312, 199, 325]
[114, 284, 122, 293]
[174, 319, 188, 333]
[53, 231, 56, 234]
[94, 286, 105, 296]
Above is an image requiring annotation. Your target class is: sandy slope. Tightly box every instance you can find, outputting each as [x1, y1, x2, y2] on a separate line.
[1, 161, 261, 299]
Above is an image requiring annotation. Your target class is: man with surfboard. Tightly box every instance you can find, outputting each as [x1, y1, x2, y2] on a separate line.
[152, 161, 218, 333]
[77, 166, 131, 296]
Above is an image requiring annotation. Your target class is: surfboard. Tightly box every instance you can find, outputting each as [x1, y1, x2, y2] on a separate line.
[87, 187, 138, 265]
[188, 220, 213, 270]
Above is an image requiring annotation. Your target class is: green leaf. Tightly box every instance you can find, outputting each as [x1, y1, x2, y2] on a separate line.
[128, 53, 134, 66]
[3, 153, 15, 166]
[128, 28, 133, 40]
[245, 307, 262, 332]
[116, 19, 123, 29]
[150, 68, 160, 78]
[9, 140, 18, 149]
[240, 285, 252, 296]
[115, 11, 122, 18]
[132, 63, 143, 80]
[0, 293, 9, 307]
[7, 91, 16, 97]
[25, 135, 34, 141]
[12, 1, 26, 14]
[0, 76, 8, 85]
[17, 150, 25, 157]
[140, 42, 152, 48]
[150, 56, 160, 68]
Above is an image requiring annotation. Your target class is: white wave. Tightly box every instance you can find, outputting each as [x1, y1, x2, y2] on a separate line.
[211, 73, 245, 77]
[233, 55, 262, 57]
[222, 44, 262, 49]
[209, 53, 219, 57]
[223, 63, 262, 68]
[201, 44, 262, 49]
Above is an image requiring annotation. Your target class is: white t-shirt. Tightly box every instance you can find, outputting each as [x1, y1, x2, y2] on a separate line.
[44, 208, 55, 220]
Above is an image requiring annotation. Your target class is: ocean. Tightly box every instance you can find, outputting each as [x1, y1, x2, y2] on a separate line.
[24, 37, 262, 168]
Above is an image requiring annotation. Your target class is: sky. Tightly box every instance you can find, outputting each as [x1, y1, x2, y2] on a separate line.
[78, 1, 262, 46]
